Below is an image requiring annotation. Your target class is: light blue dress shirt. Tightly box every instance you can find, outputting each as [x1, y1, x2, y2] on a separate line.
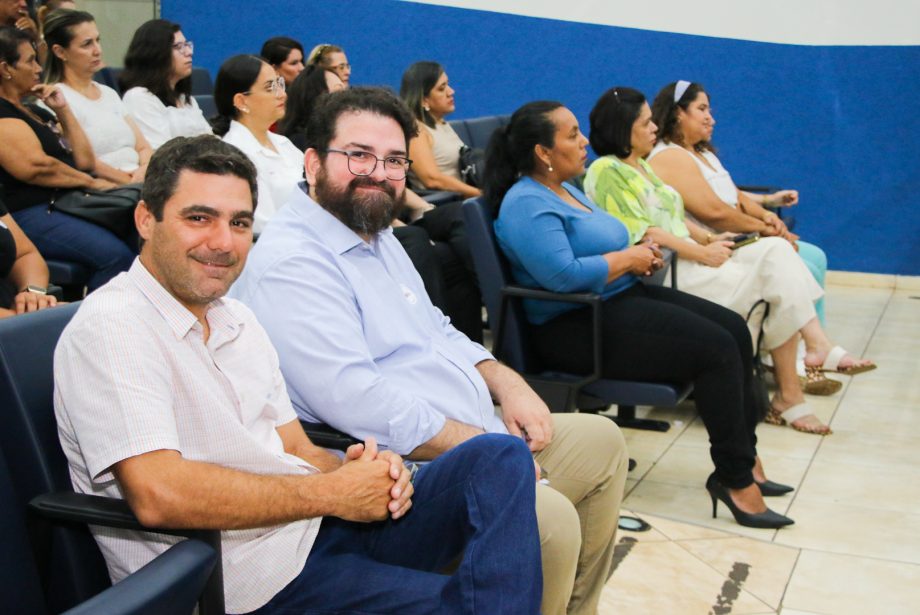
[230, 184, 506, 454]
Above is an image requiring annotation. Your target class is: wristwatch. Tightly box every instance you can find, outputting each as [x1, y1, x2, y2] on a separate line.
[22, 285, 48, 295]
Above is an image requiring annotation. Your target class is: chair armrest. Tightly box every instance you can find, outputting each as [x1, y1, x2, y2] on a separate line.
[501, 285, 600, 304]
[301, 421, 360, 451]
[736, 184, 775, 194]
[495, 286, 604, 387]
[643, 248, 675, 288]
[63, 539, 217, 615]
[30, 492, 225, 615]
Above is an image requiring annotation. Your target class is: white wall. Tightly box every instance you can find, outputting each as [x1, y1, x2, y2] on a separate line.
[81, 0, 156, 66]
[407, 0, 920, 45]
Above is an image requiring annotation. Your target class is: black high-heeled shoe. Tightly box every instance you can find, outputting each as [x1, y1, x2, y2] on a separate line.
[755, 479, 794, 497]
[706, 474, 794, 529]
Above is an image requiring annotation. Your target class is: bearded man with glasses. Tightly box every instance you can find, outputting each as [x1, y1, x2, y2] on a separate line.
[230, 87, 629, 615]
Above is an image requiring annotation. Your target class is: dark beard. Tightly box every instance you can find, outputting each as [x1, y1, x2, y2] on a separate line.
[315, 168, 404, 235]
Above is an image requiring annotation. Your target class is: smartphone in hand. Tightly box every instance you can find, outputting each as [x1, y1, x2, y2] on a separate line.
[730, 233, 759, 250]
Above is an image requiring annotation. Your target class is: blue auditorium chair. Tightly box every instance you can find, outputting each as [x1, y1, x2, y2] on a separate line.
[0, 304, 224, 614]
[0, 449, 217, 615]
[449, 114, 510, 150]
[463, 197, 691, 431]
[191, 66, 215, 96]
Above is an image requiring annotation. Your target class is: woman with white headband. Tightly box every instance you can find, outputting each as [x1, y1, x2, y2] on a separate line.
[586, 86, 876, 436]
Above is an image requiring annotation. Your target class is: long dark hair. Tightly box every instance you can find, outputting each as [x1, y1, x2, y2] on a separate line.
[483, 100, 563, 210]
[42, 9, 95, 84]
[589, 87, 646, 158]
[211, 54, 265, 137]
[650, 81, 714, 152]
[399, 61, 443, 129]
[119, 19, 191, 107]
[277, 64, 330, 143]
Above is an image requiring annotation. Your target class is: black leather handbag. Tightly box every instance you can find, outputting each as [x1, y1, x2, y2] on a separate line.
[50, 183, 142, 240]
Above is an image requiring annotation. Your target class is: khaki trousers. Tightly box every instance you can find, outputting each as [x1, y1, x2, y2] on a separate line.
[534, 413, 628, 614]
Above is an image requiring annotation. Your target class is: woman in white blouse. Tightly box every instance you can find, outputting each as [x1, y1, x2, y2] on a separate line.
[42, 9, 151, 184]
[212, 55, 304, 235]
[119, 19, 212, 150]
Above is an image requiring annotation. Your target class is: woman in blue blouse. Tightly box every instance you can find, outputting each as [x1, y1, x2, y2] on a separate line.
[487, 101, 793, 529]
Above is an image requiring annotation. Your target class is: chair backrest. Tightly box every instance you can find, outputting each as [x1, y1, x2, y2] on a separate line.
[194, 94, 217, 120]
[191, 67, 214, 96]
[462, 197, 538, 374]
[449, 115, 511, 150]
[0, 451, 48, 614]
[0, 303, 111, 612]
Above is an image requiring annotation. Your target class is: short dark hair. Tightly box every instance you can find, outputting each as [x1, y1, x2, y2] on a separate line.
[650, 81, 714, 152]
[120, 19, 191, 107]
[260, 36, 303, 68]
[0, 25, 33, 65]
[141, 135, 258, 221]
[399, 61, 443, 129]
[483, 100, 563, 209]
[306, 86, 418, 154]
[42, 9, 95, 84]
[589, 87, 646, 158]
[211, 54, 265, 136]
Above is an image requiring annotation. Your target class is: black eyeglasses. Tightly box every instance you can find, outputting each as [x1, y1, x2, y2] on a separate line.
[324, 149, 412, 180]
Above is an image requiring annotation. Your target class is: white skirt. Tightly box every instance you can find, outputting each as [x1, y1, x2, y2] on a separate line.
[672, 236, 824, 350]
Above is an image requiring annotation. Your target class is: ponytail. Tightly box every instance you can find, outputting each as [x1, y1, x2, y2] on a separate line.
[482, 101, 563, 211]
[211, 54, 265, 137]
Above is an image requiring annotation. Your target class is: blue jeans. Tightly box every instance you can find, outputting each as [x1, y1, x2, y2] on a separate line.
[797, 241, 827, 326]
[12, 204, 136, 292]
[248, 434, 542, 614]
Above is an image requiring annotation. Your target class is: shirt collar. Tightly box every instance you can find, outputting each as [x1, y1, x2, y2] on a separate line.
[128, 258, 243, 340]
[227, 120, 283, 156]
[291, 182, 394, 255]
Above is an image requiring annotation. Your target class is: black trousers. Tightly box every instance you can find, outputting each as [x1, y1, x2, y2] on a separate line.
[395, 202, 483, 343]
[536, 283, 758, 488]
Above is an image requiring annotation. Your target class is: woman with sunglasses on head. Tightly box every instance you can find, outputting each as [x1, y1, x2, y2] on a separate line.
[306, 43, 350, 87]
[400, 61, 480, 199]
[120, 19, 212, 150]
[586, 87, 875, 435]
[43, 9, 152, 185]
[213, 54, 304, 235]
[489, 100, 795, 536]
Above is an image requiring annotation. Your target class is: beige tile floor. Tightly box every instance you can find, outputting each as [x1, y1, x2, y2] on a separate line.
[597, 283, 920, 614]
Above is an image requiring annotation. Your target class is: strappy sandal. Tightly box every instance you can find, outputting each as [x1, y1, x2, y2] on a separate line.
[814, 345, 877, 376]
[765, 362, 842, 396]
[765, 402, 832, 435]
[800, 370, 843, 396]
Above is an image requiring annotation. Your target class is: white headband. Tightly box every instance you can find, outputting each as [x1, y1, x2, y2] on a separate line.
[674, 80, 692, 104]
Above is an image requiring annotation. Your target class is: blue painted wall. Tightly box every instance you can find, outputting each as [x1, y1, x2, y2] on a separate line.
[162, 0, 920, 274]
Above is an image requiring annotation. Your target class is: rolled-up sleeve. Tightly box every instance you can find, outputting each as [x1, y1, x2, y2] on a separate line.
[238, 252, 447, 455]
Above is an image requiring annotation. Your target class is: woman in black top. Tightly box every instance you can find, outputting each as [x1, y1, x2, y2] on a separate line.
[0, 194, 58, 316]
[0, 26, 134, 292]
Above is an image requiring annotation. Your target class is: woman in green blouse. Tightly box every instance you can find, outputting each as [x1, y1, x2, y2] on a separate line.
[584, 87, 875, 436]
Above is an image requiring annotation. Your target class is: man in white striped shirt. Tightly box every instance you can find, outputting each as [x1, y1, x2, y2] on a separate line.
[53, 135, 542, 614]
